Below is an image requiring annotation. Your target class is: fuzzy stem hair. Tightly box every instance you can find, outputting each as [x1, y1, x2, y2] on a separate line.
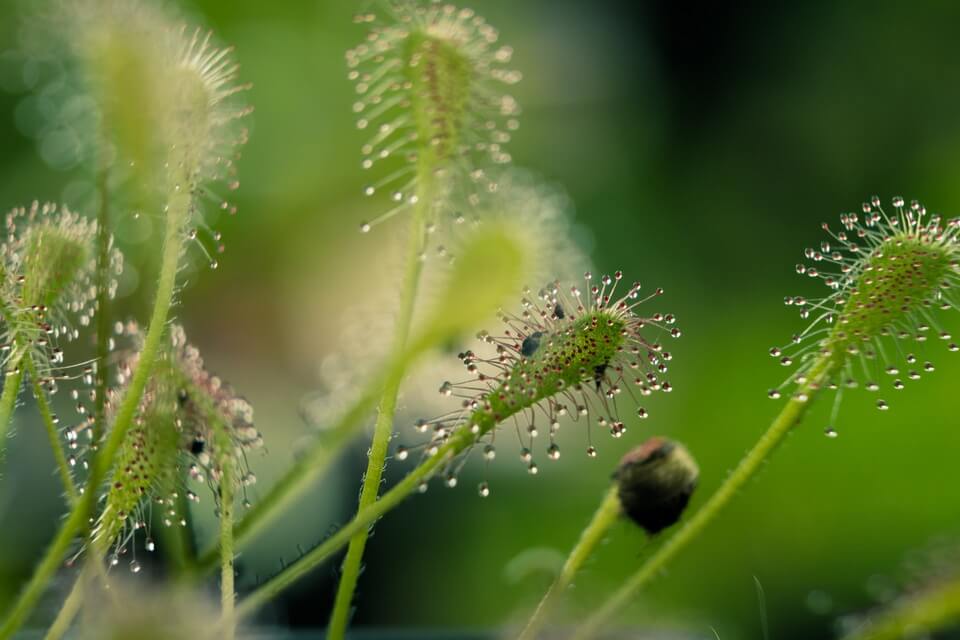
[0, 370, 23, 464]
[570, 358, 831, 639]
[220, 448, 237, 640]
[518, 485, 623, 640]
[92, 161, 112, 446]
[25, 355, 78, 504]
[326, 146, 433, 640]
[237, 298, 644, 615]
[840, 575, 960, 640]
[236, 426, 470, 618]
[0, 174, 188, 640]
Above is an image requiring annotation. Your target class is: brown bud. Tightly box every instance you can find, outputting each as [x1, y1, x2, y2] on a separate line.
[614, 437, 699, 535]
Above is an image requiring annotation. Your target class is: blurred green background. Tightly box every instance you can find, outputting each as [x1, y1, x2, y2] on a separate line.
[2, 1, 960, 638]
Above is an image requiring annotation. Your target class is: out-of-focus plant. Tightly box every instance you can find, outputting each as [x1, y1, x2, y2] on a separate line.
[0, 0, 251, 637]
[0, 0, 682, 637]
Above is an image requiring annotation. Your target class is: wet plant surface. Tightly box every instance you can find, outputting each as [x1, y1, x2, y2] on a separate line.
[1, 1, 960, 640]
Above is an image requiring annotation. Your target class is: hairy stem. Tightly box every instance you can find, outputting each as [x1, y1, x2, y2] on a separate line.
[220, 458, 236, 640]
[236, 306, 630, 614]
[327, 171, 430, 639]
[0, 182, 188, 640]
[25, 356, 77, 503]
[42, 564, 92, 640]
[94, 186, 185, 488]
[160, 483, 197, 577]
[518, 486, 623, 640]
[191, 383, 382, 575]
[570, 357, 832, 640]
[841, 577, 960, 640]
[0, 368, 23, 463]
[92, 162, 111, 445]
[0, 492, 89, 638]
[236, 428, 469, 618]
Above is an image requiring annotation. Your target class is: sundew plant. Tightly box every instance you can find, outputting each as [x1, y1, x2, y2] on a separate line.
[1, 1, 960, 640]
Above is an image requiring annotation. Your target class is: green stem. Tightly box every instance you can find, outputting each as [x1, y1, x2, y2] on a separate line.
[236, 429, 469, 619]
[42, 565, 92, 640]
[24, 356, 77, 503]
[220, 458, 236, 640]
[0, 368, 23, 463]
[43, 553, 116, 640]
[0, 492, 88, 638]
[92, 162, 111, 445]
[191, 383, 382, 575]
[0, 183, 188, 640]
[160, 481, 197, 577]
[327, 175, 429, 639]
[518, 486, 623, 640]
[570, 358, 833, 640]
[236, 285, 628, 615]
[841, 577, 960, 640]
[93, 189, 184, 487]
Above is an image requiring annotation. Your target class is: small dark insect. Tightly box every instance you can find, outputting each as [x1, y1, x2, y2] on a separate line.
[191, 437, 206, 455]
[521, 331, 543, 357]
[593, 363, 608, 391]
[553, 303, 565, 320]
[178, 388, 189, 407]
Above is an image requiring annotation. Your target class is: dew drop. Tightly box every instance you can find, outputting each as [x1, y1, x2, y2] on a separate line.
[478, 482, 490, 498]
[825, 427, 838, 438]
[129, 560, 141, 574]
[586, 446, 597, 458]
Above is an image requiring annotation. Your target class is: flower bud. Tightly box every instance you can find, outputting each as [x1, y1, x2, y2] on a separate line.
[614, 437, 699, 535]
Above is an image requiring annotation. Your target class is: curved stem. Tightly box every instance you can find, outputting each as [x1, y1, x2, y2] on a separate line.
[93, 191, 184, 485]
[0, 185, 188, 640]
[24, 356, 77, 503]
[43, 553, 116, 640]
[0, 493, 88, 638]
[0, 368, 23, 462]
[841, 577, 960, 640]
[236, 429, 468, 619]
[191, 383, 382, 575]
[570, 357, 832, 640]
[42, 565, 91, 640]
[518, 486, 622, 640]
[327, 177, 429, 639]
